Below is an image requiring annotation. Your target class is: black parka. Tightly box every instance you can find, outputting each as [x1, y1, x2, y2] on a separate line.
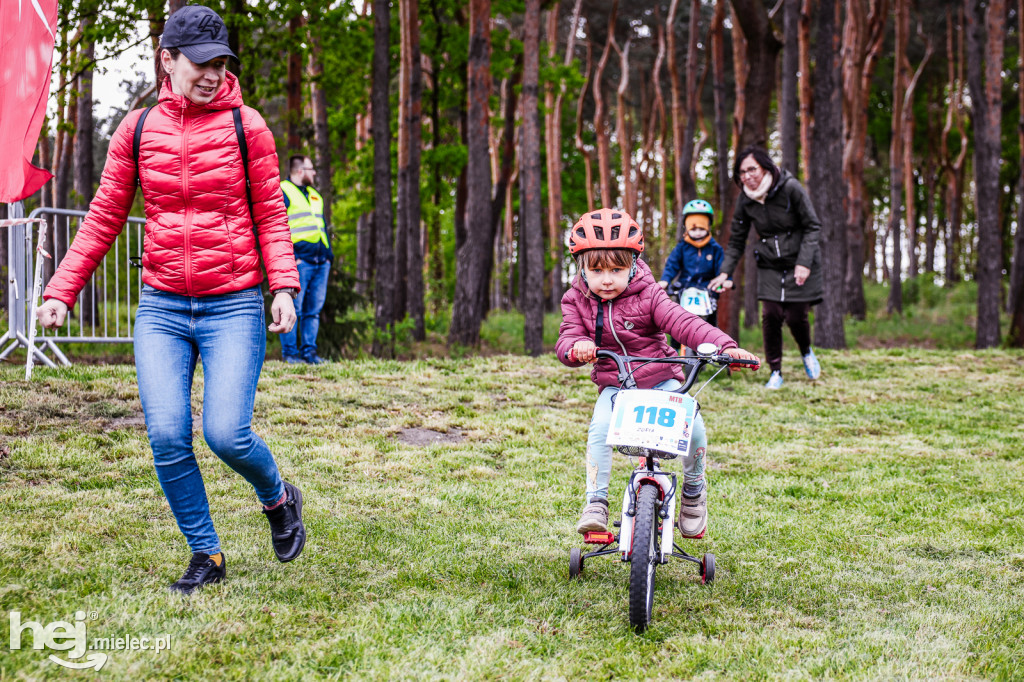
[720, 170, 823, 304]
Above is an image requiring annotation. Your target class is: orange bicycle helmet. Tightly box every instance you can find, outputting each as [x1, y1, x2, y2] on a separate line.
[568, 208, 644, 256]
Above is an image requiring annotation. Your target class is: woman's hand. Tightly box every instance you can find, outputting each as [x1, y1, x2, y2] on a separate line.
[268, 292, 297, 334]
[571, 339, 597, 363]
[709, 273, 731, 292]
[36, 299, 68, 330]
[725, 347, 761, 370]
[794, 265, 810, 286]
[658, 280, 669, 290]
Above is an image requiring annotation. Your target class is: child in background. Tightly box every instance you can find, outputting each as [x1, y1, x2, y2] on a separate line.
[556, 208, 760, 539]
[659, 200, 729, 348]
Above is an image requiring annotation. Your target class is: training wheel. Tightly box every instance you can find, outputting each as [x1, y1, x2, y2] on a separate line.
[701, 553, 715, 584]
[569, 548, 584, 580]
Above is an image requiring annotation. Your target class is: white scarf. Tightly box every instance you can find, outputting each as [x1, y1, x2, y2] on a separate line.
[743, 171, 774, 204]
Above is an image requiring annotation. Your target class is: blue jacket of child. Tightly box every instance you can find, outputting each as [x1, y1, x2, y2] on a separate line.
[660, 237, 725, 292]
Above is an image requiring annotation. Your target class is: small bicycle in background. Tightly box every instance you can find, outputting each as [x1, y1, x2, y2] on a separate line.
[567, 345, 758, 633]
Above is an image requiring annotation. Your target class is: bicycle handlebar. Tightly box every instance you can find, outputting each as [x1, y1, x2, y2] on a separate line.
[584, 348, 758, 393]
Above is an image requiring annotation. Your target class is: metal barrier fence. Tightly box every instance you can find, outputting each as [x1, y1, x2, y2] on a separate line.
[1, 207, 145, 367]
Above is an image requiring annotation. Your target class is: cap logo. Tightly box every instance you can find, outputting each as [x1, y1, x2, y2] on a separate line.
[196, 14, 220, 40]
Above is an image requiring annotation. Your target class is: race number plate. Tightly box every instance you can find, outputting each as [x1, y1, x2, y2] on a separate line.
[606, 389, 696, 458]
[680, 287, 713, 316]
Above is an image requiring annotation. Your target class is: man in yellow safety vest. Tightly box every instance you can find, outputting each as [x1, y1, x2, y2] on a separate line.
[279, 155, 333, 364]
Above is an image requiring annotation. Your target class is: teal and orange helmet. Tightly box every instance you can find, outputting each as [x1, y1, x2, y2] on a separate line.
[682, 199, 714, 220]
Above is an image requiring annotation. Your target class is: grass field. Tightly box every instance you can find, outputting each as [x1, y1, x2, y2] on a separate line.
[2, 347, 1023, 680]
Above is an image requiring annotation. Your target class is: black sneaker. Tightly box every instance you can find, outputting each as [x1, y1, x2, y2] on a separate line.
[262, 481, 306, 562]
[169, 552, 226, 595]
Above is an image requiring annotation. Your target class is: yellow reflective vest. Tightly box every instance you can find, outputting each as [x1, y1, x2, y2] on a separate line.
[281, 180, 328, 246]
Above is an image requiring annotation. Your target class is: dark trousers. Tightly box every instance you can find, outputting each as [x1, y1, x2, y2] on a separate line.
[761, 300, 812, 372]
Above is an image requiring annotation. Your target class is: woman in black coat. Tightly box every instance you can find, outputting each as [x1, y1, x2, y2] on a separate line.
[709, 147, 823, 389]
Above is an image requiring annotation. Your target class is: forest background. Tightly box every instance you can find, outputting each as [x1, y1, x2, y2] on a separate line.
[5, 0, 1024, 359]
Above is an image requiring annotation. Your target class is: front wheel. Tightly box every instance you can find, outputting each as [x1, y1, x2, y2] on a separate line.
[628, 484, 660, 632]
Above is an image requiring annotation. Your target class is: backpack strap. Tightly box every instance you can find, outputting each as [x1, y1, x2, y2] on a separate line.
[232, 107, 268, 277]
[129, 107, 152, 268]
[231, 107, 254, 221]
[132, 106, 153, 190]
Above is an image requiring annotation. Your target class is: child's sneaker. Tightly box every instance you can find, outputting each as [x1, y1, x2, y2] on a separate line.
[802, 349, 821, 380]
[576, 498, 609, 534]
[678, 487, 708, 538]
[765, 370, 784, 389]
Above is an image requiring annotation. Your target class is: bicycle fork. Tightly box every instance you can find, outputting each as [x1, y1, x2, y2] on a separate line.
[618, 464, 677, 564]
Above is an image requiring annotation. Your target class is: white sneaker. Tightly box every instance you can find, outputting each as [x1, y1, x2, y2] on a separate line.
[802, 350, 821, 380]
[678, 488, 708, 538]
[765, 370, 784, 389]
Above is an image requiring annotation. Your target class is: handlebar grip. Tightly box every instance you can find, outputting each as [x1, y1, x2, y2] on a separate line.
[721, 355, 760, 369]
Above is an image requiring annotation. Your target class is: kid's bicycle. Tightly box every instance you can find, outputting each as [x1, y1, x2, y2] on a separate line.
[567, 344, 758, 633]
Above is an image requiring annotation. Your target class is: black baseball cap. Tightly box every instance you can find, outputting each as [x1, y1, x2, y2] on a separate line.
[160, 5, 238, 64]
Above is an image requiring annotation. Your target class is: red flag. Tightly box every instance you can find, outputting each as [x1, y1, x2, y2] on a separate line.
[0, 0, 59, 202]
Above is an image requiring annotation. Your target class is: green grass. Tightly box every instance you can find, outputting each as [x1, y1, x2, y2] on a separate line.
[1, 350, 1023, 679]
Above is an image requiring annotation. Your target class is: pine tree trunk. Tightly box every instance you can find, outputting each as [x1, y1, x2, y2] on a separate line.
[710, 1, 731, 229]
[780, 0, 800, 174]
[307, 8, 332, 232]
[486, 67, 521, 318]
[728, 0, 781, 338]
[677, 0, 702, 218]
[371, 0, 395, 357]
[403, 0, 425, 340]
[923, 152, 938, 274]
[287, 13, 304, 153]
[798, 0, 813, 177]
[841, 0, 887, 319]
[449, 0, 493, 347]
[544, 6, 574, 310]
[887, 0, 908, 315]
[809, 0, 845, 348]
[521, 0, 544, 355]
[574, 42, 595, 211]
[1008, 0, 1024, 344]
[940, 7, 968, 287]
[592, 2, 617, 209]
[429, 0, 446, 315]
[965, 0, 1006, 347]
[615, 37, 635, 216]
[667, 0, 684, 222]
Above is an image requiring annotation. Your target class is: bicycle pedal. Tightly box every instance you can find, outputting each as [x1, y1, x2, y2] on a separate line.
[583, 531, 616, 545]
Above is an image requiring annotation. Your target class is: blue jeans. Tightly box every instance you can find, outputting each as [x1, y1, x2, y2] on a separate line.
[280, 258, 330, 359]
[585, 379, 707, 501]
[134, 285, 285, 555]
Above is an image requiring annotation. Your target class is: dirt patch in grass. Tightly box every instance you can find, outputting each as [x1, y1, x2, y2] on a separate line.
[105, 414, 147, 431]
[395, 427, 464, 446]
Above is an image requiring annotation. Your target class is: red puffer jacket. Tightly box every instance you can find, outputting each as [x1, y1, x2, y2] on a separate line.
[44, 73, 298, 307]
[556, 259, 737, 390]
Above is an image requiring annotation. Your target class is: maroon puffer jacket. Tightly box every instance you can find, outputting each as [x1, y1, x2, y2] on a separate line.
[556, 259, 737, 390]
[44, 73, 298, 307]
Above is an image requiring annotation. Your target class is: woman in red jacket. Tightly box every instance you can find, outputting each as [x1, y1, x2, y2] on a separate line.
[36, 5, 306, 594]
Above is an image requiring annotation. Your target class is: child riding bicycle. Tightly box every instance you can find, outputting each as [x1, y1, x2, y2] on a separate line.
[556, 208, 760, 539]
[659, 199, 730, 329]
